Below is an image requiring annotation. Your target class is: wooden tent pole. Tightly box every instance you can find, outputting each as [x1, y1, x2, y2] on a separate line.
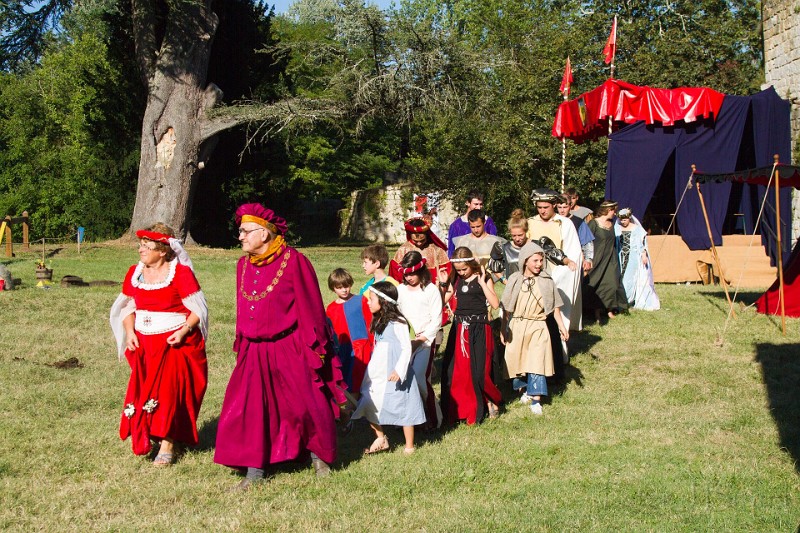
[693, 166, 736, 318]
[561, 136, 566, 193]
[773, 154, 786, 335]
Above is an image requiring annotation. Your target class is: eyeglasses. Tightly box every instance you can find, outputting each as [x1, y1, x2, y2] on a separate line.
[238, 227, 265, 236]
[138, 241, 157, 250]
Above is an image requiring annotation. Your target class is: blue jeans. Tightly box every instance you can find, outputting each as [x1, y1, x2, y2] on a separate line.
[512, 373, 548, 397]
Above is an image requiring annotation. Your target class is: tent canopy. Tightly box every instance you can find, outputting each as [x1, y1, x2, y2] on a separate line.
[552, 79, 725, 143]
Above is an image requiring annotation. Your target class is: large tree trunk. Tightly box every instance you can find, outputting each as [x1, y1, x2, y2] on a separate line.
[127, 1, 221, 240]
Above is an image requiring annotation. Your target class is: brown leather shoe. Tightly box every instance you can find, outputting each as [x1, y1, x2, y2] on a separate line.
[228, 477, 264, 493]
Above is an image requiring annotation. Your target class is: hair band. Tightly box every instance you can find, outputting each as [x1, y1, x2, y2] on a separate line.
[368, 285, 397, 304]
[449, 257, 475, 263]
[136, 230, 171, 243]
[400, 258, 427, 274]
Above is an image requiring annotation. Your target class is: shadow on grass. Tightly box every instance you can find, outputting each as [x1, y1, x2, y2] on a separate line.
[700, 289, 765, 309]
[196, 416, 219, 452]
[193, 403, 456, 475]
[754, 342, 800, 474]
[700, 289, 791, 333]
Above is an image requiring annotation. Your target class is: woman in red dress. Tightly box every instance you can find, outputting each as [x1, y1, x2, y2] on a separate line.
[110, 223, 209, 466]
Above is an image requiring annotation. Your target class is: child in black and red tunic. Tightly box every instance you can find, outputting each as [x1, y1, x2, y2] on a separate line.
[438, 246, 502, 424]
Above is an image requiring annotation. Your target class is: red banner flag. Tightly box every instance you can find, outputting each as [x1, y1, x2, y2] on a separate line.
[603, 15, 617, 65]
[559, 57, 573, 96]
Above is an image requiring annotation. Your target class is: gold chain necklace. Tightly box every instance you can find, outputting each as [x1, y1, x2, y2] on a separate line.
[240, 249, 291, 301]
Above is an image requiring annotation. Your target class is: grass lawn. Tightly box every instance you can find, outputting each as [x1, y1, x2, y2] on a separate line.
[1, 243, 798, 531]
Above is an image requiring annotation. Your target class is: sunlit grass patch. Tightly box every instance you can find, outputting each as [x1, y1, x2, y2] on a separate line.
[1, 246, 798, 531]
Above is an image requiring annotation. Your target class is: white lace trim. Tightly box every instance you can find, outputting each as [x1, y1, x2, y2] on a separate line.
[130, 259, 177, 290]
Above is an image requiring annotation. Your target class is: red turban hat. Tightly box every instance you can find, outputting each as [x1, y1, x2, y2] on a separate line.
[235, 203, 288, 236]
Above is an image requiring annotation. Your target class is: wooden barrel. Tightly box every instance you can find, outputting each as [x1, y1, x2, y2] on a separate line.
[35, 267, 53, 281]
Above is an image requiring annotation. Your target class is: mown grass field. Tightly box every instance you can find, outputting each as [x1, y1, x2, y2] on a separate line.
[1, 243, 798, 531]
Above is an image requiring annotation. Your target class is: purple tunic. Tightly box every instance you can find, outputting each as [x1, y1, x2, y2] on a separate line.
[447, 215, 498, 257]
[214, 247, 345, 468]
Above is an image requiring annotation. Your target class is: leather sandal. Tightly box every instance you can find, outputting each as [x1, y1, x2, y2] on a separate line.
[363, 435, 389, 455]
[153, 452, 175, 467]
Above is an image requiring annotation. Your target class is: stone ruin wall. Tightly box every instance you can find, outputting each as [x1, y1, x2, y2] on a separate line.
[340, 184, 460, 244]
[763, 0, 800, 239]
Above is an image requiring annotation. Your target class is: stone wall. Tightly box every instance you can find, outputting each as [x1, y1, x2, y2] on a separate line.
[340, 184, 461, 244]
[763, 0, 800, 239]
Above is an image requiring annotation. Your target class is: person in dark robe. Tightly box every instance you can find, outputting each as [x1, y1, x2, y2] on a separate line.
[583, 200, 628, 320]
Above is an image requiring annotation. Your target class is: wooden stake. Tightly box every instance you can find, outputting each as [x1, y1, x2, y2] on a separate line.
[773, 154, 786, 335]
[693, 166, 736, 318]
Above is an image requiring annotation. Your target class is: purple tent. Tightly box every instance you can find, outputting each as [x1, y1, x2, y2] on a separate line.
[606, 87, 792, 266]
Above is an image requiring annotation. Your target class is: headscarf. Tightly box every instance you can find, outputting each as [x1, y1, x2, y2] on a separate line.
[404, 216, 447, 251]
[501, 241, 560, 314]
[135, 229, 194, 271]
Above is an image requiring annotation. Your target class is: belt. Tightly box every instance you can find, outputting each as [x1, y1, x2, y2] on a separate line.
[134, 310, 187, 335]
[252, 324, 298, 342]
[453, 314, 490, 324]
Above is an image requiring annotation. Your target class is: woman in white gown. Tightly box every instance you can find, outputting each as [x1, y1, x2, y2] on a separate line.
[615, 208, 660, 310]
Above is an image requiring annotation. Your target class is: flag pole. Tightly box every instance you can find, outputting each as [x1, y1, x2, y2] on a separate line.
[606, 15, 617, 142]
[561, 93, 568, 193]
[773, 154, 786, 335]
[559, 56, 572, 193]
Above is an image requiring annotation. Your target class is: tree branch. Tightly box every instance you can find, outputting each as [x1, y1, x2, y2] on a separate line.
[201, 97, 344, 144]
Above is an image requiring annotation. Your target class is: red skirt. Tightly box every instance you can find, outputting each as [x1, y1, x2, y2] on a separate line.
[119, 330, 207, 456]
[441, 321, 501, 425]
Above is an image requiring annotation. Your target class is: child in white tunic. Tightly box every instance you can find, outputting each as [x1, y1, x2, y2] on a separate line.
[352, 281, 426, 454]
[396, 251, 444, 428]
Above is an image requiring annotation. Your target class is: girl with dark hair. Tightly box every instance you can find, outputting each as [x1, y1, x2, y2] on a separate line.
[397, 251, 443, 428]
[438, 247, 502, 424]
[351, 282, 426, 454]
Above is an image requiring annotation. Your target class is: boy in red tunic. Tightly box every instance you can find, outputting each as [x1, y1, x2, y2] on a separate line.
[325, 268, 373, 398]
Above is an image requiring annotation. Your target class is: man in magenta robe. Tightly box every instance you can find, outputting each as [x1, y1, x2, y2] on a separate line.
[214, 203, 346, 490]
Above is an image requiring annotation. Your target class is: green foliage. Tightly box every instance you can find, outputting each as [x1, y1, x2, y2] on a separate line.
[395, 0, 764, 214]
[0, 0, 769, 241]
[0, 32, 140, 240]
[0, 0, 71, 71]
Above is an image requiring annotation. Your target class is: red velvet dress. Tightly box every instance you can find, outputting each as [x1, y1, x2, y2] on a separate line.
[119, 262, 208, 456]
